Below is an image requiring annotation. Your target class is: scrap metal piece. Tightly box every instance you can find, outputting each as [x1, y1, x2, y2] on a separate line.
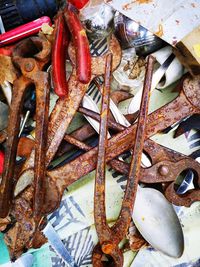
[92, 55, 154, 266]
[44, 75, 200, 214]
[15, 36, 122, 217]
[0, 54, 17, 84]
[0, 36, 51, 218]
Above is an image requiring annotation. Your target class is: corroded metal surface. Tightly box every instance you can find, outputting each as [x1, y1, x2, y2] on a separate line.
[18, 36, 122, 190]
[45, 75, 200, 214]
[92, 53, 116, 266]
[92, 55, 154, 266]
[0, 36, 51, 218]
[1, 25, 200, 263]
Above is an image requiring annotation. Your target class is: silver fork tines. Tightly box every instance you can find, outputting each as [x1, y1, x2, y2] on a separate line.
[87, 77, 131, 127]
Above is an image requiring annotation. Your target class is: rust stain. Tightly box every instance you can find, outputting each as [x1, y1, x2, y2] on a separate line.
[123, 0, 153, 10]
[122, 3, 132, 10]
[155, 24, 164, 38]
[0, 36, 51, 219]
[135, 0, 153, 3]
[158, 114, 164, 119]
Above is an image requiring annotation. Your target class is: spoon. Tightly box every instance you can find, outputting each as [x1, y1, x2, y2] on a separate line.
[133, 186, 184, 258]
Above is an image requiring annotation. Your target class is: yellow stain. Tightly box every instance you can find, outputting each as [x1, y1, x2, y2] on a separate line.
[80, 29, 86, 37]
[101, 110, 107, 118]
[135, 0, 152, 3]
[158, 114, 164, 118]
[155, 24, 164, 38]
[193, 44, 200, 58]
[31, 130, 35, 139]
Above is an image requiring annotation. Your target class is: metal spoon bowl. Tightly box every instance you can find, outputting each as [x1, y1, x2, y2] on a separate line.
[133, 186, 184, 258]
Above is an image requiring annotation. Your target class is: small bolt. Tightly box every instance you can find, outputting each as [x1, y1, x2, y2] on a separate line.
[158, 165, 169, 176]
[24, 60, 35, 72]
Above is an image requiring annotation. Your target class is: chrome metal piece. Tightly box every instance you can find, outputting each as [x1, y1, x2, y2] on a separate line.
[114, 13, 165, 56]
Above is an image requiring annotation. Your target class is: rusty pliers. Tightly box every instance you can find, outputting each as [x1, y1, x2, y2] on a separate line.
[0, 35, 51, 218]
[92, 56, 155, 267]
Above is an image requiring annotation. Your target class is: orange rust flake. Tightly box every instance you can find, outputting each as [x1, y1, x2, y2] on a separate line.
[101, 109, 107, 118]
[97, 185, 105, 193]
[122, 3, 132, 10]
[158, 114, 164, 119]
[155, 24, 164, 38]
[102, 243, 115, 254]
[123, 0, 152, 10]
[135, 0, 153, 3]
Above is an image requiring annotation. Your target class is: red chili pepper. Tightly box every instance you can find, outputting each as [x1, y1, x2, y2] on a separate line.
[52, 12, 69, 98]
[64, 4, 91, 84]
[67, 0, 89, 10]
[0, 150, 4, 174]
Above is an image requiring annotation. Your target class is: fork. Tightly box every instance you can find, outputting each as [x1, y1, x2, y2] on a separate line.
[87, 76, 131, 128]
[82, 93, 111, 138]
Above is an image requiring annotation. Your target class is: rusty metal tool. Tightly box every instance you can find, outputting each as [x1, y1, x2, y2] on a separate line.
[55, 90, 134, 157]
[64, 111, 200, 207]
[93, 52, 114, 265]
[16, 36, 122, 207]
[54, 115, 200, 208]
[64, 106, 200, 208]
[12, 44, 200, 219]
[138, 138, 200, 207]
[44, 74, 200, 214]
[0, 35, 51, 218]
[92, 55, 154, 266]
